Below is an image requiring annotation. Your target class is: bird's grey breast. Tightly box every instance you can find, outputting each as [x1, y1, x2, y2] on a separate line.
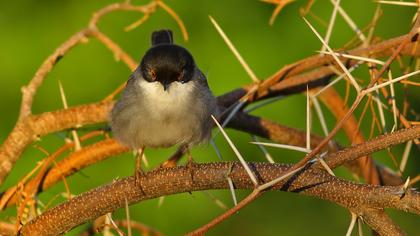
[110, 71, 216, 149]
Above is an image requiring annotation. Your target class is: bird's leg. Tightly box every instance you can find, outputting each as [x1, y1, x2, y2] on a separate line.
[186, 148, 196, 183]
[161, 145, 187, 168]
[135, 147, 146, 193]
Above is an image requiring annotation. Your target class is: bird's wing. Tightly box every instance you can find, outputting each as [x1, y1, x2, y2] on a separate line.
[196, 69, 211, 89]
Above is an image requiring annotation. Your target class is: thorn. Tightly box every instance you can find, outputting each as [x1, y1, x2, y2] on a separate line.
[211, 115, 259, 186]
[209, 16, 260, 83]
[125, 198, 132, 236]
[250, 141, 311, 153]
[210, 139, 223, 161]
[226, 162, 238, 206]
[202, 192, 228, 210]
[345, 212, 357, 236]
[58, 80, 81, 151]
[303, 17, 361, 93]
[142, 153, 149, 168]
[158, 196, 165, 208]
[403, 176, 410, 191]
[251, 136, 275, 163]
[306, 86, 311, 150]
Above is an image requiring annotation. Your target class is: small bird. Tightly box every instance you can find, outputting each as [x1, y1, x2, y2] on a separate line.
[110, 29, 218, 181]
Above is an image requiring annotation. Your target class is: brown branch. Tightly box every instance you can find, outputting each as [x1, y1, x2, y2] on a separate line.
[19, 162, 420, 236]
[3, 1, 418, 235]
[16, 125, 420, 235]
[3, 28, 418, 187]
[273, 31, 417, 191]
[318, 87, 380, 184]
[322, 125, 420, 169]
[0, 110, 332, 208]
[361, 209, 405, 236]
[0, 101, 113, 185]
[229, 112, 403, 186]
[0, 221, 15, 236]
[1, 138, 127, 208]
[18, 29, 92, 120]
[0, 109, 405, 208]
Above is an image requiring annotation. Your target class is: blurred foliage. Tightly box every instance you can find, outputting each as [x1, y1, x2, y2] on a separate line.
[0, 0, 419, 235]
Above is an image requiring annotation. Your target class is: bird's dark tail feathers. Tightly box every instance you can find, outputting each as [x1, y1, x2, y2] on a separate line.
[151, 29, 173, 46]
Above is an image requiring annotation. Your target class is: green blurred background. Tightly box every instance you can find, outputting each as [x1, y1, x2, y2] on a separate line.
[0, 0, 419, 235]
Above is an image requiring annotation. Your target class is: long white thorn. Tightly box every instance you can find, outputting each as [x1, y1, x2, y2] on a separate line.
[318, 51, 385, 65]
[141, 152, 149, 168]
[387, 71, 398, 132]
[227, 177, 238, 206]
[304, 17, 361, 93]
[321, 0, 341, 52]
[318, 153, 335, 176]
[211, 115, 258, 186]
[252, 136, 275, 163]
[250, 142, 311, 153]
[244, 95, 284, 113]
[330, 0, 366, 42]
[210, 139, 223, 160]
[357, 217, 364, 236]
[375, 1, 418, 7]
[58, 81, 81, 151]
[306, 86, 311, 150]
[346, 212, 358, 236]
[157, 196, 165, 208]
[374, 89, 387, 132]
[399, 140, 413, 173]
[222, 101, 246, 128]
[257, 167, 304, 191]
[202, 192, 228, 210]
[363, 69, 420, 94]
[311, 95, 329, 137]
[209, 16, 259, 83]
[313, 62, 361, 97]
[125, 198, 132, 236]
[212, 100, 245, 140]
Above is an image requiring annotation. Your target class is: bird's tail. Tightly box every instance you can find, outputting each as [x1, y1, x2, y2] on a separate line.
[151, 29, 173, 46]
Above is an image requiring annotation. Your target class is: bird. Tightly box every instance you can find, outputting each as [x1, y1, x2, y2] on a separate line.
[109, 29, 218, 183]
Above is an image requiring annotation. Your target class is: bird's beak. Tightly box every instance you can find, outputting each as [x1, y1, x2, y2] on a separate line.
[162, 81, 169, 91]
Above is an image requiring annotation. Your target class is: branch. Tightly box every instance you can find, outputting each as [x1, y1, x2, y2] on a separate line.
[323, 125, 420, 169]
[0, 101, 113, 185]
[2, 29, 418, 186]
[1, 111, 406, 208]
[19, 162, 420, 236]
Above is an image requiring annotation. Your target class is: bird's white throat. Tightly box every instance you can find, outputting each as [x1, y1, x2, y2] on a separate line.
[136, 78, 196, 114]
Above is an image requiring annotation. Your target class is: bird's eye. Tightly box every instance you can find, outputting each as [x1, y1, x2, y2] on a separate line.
[178, 71, 185, 83]
[149, 69, 157, 81]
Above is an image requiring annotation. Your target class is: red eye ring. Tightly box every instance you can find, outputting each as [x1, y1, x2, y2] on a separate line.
[149, 69, 157, 81]
[178, 71, 184, 82]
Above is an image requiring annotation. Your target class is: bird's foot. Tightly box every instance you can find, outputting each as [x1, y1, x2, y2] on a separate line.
[135, 147, 146, 195]
[135, 168, 146, 195]
[161, 159, 178, 168]
[186, 152, 197, 183]
[160, 145, 187, 169]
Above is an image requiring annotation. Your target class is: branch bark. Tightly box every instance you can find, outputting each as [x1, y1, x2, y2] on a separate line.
[19, 162, 419, 236]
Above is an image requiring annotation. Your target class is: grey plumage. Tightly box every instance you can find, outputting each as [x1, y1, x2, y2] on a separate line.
[109, 30, 217, 150]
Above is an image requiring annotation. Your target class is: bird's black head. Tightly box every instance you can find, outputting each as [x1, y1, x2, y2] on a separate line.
[139, 44, 195, 90]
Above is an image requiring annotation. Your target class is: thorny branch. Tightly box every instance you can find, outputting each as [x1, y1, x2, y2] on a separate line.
[20, 158, 420, 235]
[1, 0, 420, 235]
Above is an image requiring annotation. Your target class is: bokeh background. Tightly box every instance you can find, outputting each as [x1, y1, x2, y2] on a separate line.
[0, 0, 419, 235]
